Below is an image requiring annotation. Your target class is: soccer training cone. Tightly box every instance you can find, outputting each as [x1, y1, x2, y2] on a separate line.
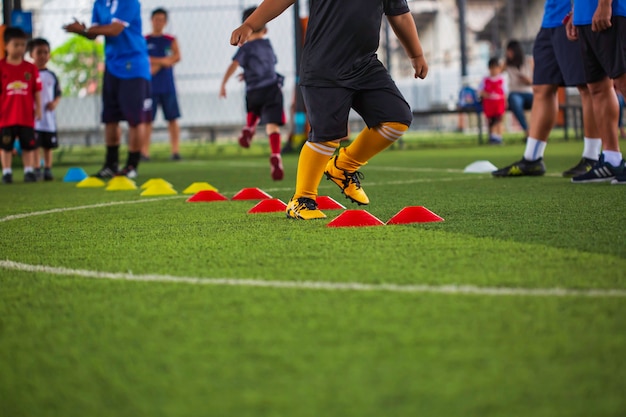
[105, 176, 137, 191]
[183, 182, 218, 194]
[63, 167, 88, 182]
[386, 206, 444, 225]
[248, 198, 287, 213]
[327, 210, 385, 228]
[186, 190, 229, 202]
[76, 176, 106, 188]
[463, 160, 498, 173]
[140, 183, 177, 196]
[140, 178, 173, 189]
[231, 187, 272, 200]
[316, 196, 346, 210]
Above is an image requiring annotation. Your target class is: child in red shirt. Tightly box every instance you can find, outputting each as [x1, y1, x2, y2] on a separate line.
[479, 57, 507, 145]
[0, 27, 42, 184]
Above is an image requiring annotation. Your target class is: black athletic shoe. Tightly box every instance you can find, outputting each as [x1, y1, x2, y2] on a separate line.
[34, 167, 42, 180]
[562, 157, 597, 178]
[24, 172, 38, 183]
[492, 158, 546, 177]
[571, 155, 625, 183]
[94, 166, 117, 179]
[43, 168, 54, 181]
[2, 173, 12, 184]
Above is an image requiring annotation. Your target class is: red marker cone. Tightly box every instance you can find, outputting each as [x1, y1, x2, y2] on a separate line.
[327, 210, 385, 228]
[386, 206, 444, 224]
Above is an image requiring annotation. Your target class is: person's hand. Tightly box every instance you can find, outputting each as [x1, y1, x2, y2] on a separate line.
[520, 75, 532, 85]
[411, 55, 428, 79]
[237, 73, 245, 82]
[565, 17, 578, 40]
[219, 85, 227, 98]
[230, 23, 254, 47]
[63, 18, 86, 34]
[45, 102, 57, 111]
[35, 107, 42, 121]
[592, 2, 612, 32]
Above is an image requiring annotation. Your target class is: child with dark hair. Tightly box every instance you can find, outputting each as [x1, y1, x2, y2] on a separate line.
[0, 27, 42, 184]
[220, 6, 285, 181]
[28, 37, 61, 181]
[479, 57, 507, 145]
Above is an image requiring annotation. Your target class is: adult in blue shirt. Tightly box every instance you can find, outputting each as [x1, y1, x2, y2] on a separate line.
[567, 0, 626, 184]
[64, 0, 151, 179]
[492, 0, 602, 178]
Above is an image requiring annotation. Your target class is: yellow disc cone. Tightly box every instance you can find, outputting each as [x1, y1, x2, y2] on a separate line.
[140, 183, 178, 196]
[182, 182, 218, 194]
[76, 177, 106, 188]
[140, 178, 173, 190]
[105, 176, 138, 191]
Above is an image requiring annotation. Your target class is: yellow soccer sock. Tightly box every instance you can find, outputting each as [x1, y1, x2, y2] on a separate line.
[339, 122, 409, 171]
[294, 140, 340, 199]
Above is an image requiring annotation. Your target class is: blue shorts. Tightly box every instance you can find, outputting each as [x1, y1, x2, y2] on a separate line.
[102, 70, 152, 126]
[152, 92, 181, 121]
[300, 75, 412, 142]
[533, 26, 586, 86]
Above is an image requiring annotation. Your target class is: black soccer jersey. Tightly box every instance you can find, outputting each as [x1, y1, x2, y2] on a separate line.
[300, 0, 410, 88]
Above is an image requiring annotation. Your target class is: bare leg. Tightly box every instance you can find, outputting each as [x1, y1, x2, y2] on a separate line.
[578, 85, 599, 138]
[142, 123, 153, 157]
[588, 77, 620, 152]
[1, 149, 12, 170]
[168, 119, 180, 156]
[105, 123, 121, 146]
[128, 123, 147, 153]
[528, 84, 559, 142]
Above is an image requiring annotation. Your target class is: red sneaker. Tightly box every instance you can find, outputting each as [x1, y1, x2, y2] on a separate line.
[238, 126, 255, 148]
[270, 154, 284, 181]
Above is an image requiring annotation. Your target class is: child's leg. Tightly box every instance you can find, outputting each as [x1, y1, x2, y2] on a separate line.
[44, 148, 53, 169]
[266, 123, 281, 155]
[294, 140, 340, 199]
[1, 149, 12, 171]
[168, 119, 181, 156]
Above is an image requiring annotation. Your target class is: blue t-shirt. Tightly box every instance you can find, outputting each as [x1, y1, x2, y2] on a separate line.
[542, 0, 572, 28]
[92, 0, 150, 80]
[574, 0, 626, 25]
[146, 34, 176, 94]
[233, 38, 279, 91]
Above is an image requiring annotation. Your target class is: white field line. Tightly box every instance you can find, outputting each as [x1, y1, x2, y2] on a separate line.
[2, 260, 625, 298]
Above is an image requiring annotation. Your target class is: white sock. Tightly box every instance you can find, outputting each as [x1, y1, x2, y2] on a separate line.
[24, 167, 34, 173]
[582, 137, 602, 160]
[602, 150, 623, 167]
[2, 168, 11, 175]
[523, 137, 547, 161]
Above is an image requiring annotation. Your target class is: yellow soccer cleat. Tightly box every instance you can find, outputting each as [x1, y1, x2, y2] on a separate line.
[324, 153, 370, 205]
[285, 197, 327, 220]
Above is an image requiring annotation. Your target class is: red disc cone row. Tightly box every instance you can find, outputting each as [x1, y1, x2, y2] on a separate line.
[316, 196, 346, 210]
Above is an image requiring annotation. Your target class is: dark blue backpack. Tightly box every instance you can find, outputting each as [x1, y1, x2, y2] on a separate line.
[458, 86, 482, 112]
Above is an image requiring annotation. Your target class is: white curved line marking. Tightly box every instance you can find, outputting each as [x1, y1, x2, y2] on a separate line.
[1, 260, 625, 298]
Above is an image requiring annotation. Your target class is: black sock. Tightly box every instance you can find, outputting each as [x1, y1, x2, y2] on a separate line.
[106, 145, 120, 169]
[126, 151, 141, 169]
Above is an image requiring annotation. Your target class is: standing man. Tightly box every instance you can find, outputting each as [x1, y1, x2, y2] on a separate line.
[143, 7, 182, 161]
[567, 0, 626, 183]
[64, 0, 152, 179]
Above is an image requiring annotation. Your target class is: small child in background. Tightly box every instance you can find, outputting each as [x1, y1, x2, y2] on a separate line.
[28, 38, 61, 181]
[219, 6, 285, 181]
[479, 57, 507, 145]
[0, 27, 42, 184]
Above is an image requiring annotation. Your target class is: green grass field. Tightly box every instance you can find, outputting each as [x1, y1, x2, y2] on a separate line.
[1, 135, 625, 417]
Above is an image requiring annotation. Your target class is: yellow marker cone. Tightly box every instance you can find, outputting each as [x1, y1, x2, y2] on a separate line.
[140, 178, 173, 190]
[105, 176, 138, 191]
[140, 183, 177, 196]
[182, 182, 218, 194]
[76, 176, 106, 188]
